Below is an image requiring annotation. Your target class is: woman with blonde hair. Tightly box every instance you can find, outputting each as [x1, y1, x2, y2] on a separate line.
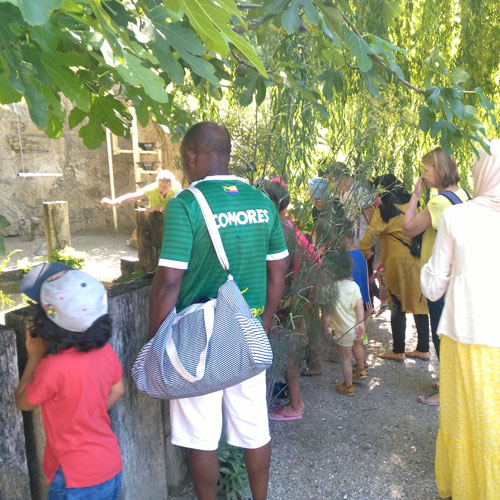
[420, 140, 500, 499]
[403, 148, 470, 405]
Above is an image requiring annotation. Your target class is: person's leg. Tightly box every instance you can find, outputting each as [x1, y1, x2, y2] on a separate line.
[224, 373, 271, 495]
[390, 294, 406, 354]
[244, 442, 271, 500]
[352, 340, 365, 375]
[428, 296, 445, 360]
[170, 391, 224, 499]
[338, 344, 353, 387]
[189, 450, 219, 500]
[413, 313, 430, 353]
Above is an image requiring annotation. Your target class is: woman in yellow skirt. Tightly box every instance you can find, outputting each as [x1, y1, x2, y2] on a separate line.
[421, 140, 500, 500]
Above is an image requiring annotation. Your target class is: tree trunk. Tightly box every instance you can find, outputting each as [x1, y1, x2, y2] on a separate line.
[43, 201, 71, 256]
[135, 209, 163, 273]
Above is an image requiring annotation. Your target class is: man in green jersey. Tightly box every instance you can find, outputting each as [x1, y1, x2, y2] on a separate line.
[149, 122, 288, 500]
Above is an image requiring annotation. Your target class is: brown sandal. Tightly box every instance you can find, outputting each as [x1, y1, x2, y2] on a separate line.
[336, 383, 354, 396]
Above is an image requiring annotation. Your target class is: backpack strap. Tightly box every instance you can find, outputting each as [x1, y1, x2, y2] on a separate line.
[439, 189, 471, 205]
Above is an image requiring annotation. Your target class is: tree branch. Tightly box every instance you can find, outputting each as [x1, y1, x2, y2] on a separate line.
[340, 11, 424, 95]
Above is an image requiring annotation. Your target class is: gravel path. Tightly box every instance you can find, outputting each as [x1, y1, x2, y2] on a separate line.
[174, 310, 441, 500]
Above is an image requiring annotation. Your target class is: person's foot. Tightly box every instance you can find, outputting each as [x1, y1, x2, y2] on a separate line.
[352, 369, 368, 382]
[405, 350, 431, 360]
[336, 382, 355, 396]
[380, 350, 405, 361]
[417, 390, 439, 406]
[268, 404, 304, 421]
[302, 363, 322, 376]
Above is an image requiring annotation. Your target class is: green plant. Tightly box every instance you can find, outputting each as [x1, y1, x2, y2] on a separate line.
[49, 247, 86, 270]
[216, 439, 248, 500]
[116, 269, 147, 284]
[0, 249, 22, 308]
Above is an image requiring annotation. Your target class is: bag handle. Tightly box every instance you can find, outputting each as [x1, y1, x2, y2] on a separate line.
[188, 186, 233, 279]
[165, 303, 215, 382]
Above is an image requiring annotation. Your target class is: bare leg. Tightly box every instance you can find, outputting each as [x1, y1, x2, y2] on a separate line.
[244, 442, 271, 500]
[337, 344, 353, 387]
[352, 340, 365, 374]
[190, 449, 219, 500]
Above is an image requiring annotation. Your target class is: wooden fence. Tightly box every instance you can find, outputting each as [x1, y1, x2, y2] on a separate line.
[0, 276, 188, 500]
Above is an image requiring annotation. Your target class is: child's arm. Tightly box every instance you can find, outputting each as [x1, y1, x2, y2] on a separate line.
[354, 298, 365, 340]
[16, 327, 47, 411]
[107, 378, 125, 410]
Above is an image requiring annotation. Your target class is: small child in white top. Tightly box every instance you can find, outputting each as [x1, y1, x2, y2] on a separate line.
[322, 249, 366, 396]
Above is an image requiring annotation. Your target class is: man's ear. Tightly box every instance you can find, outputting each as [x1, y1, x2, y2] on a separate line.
[183, 149, 196, 169]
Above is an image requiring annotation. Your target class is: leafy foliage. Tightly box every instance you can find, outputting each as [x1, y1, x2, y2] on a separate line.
[49, 247, 86, 270]
[216, 439, 248, 500]
[0, 0, 497, 155]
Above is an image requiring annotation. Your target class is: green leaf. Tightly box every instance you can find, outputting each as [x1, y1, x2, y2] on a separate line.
[449, 68, 469, 85]
[318, 68, 343, 100]
[424, 86, 440, 108]
[463, 115, 484, 130]
[135, 97, 151, 128]
[282, 0, 300, 34]
[20, 73, 48, 128]
[302, 0, 319, 25]
[345, 31, 373, 72]
[68, 107, 87, 129]
[0, 71, 22, 103]
[79, 116, 105, 149]
[418, 105, 435, 133]
[18, 0, 64, 25]
[118, 51, 168, 103]
[464, 105, 478, 117]
[450, 98, 464, 119]
[41, 56, 91, 112]
[361, 71, 378, 97]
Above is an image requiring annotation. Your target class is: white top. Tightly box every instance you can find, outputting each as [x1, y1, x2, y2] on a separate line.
[420, 199, 500, 347]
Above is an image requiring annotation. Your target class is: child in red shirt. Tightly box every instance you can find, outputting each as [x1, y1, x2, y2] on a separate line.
[16, 263, 124, 500]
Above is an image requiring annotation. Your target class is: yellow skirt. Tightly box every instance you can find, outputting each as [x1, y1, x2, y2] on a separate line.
[436, 336, 500, 499]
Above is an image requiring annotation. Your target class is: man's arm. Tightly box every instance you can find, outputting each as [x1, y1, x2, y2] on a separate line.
[148, 266, 184, 338]
[260, 258, 288, 333]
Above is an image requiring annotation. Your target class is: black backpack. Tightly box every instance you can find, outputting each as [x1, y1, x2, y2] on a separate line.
[392, 189, 471, 257]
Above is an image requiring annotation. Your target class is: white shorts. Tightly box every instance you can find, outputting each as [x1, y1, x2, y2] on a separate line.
[169, 371, 270, 451]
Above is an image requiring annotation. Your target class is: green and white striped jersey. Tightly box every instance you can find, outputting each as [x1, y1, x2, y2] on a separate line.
[159, 175, 288, 314]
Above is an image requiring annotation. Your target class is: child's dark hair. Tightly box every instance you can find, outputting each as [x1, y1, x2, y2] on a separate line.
[260, 179, 290, 212]
[31, 304, 112, 354]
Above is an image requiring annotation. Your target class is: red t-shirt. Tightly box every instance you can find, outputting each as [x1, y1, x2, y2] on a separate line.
[25, 343, 123, 487]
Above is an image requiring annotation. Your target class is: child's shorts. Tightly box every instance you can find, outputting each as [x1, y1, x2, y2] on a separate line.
[169, 371, 270, 451]
[333, 329, 355, 348]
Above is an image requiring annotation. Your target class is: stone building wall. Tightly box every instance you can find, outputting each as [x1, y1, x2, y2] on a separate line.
[0, 103, 182, 241]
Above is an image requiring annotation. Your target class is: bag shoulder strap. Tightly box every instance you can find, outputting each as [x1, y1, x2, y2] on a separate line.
[439, 189, 471, 205]
[188, 186, 232, 279]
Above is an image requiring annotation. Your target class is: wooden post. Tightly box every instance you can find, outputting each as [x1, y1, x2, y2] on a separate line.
[43, 201, 71, 256]
[135, 209, 163, 273]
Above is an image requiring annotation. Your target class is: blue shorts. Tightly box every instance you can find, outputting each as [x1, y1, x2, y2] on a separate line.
[47, 468, 122, 500]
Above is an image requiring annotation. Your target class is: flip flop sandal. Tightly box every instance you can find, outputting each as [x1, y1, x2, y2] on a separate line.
[268, 408, 303, 421]
[417, 390, 440, 406]
[405, 350, 431, 360]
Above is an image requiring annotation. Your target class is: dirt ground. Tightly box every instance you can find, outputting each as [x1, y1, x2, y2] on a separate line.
[1, 231, 441, 499]
[172, 308, 440, 500]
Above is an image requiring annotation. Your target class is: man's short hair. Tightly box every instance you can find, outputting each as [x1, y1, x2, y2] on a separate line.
[182, 122, 231, 156]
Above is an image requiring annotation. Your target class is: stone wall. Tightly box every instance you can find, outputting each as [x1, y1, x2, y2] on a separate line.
[2, 277, 188, 500]
[0, 103, 183, 241]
